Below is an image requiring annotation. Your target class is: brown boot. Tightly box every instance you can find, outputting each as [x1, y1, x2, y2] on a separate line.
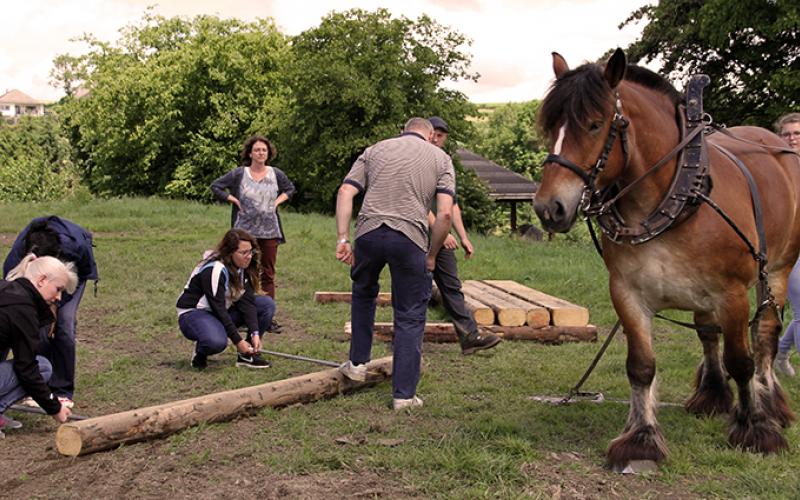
[460, 329, 502, 355]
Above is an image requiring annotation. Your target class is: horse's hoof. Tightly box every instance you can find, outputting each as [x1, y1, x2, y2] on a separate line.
[606, 424, 668, 470]
[728, 412, 788, 454]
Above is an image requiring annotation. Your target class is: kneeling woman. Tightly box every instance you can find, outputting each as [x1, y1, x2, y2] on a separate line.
[177, 229, 276, 369]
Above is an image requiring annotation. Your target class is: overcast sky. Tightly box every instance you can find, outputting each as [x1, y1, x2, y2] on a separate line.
[1, 0, 652, 103]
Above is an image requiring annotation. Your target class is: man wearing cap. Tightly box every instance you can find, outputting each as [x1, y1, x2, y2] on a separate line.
[335, 117, 455, 410]
[427, 116, 501, 355]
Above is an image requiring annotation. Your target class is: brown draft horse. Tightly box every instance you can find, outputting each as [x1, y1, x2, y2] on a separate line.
[534, 48, 800, 468]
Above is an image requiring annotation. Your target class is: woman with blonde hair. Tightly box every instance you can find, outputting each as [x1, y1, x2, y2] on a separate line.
[0, 255, 76, 434]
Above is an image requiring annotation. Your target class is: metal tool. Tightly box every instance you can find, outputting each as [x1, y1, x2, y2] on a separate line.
[9, 404, 89, 421]
[261, 350, 340, 368]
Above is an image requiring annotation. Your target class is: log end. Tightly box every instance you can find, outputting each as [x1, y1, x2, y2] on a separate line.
[551, 309, 590, 327]
[56, 424, 83, 457]
[473, 309, 495, 325]
[497, 309, 526, 327]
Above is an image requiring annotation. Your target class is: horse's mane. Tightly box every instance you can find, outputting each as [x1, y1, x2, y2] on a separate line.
[539, 62, 681, 134]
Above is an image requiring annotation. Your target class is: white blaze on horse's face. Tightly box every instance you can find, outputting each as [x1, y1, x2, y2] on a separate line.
[553, 125, 567, 155]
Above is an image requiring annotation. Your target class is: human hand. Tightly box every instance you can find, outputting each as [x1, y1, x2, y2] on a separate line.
[336, 242, 354, 266]
[251, 335, 262, 353]
[443, 234, 458, 250]
[236, 339, 254, 354]
[52, 405, 72, 424]
[461, 238, 474, 259]
[229, 196, 243, 212]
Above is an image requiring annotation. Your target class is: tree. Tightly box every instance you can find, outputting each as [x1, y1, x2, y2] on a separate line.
[623, 0, 800, 128]
[60, 12, 289, 197]
[277, 8, 483, 215]
[471, 100, 547, 181]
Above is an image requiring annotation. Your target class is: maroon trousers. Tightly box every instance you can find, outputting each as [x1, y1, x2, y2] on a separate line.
[257, 238, 279, 298]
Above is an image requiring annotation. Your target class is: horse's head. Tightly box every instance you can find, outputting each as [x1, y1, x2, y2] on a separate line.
[534, 48, 628, 233]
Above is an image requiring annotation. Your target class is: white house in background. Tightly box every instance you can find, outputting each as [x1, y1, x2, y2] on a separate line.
[0, 89, 48, 119]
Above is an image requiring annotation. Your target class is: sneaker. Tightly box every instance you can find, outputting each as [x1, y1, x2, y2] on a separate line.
[191, 352, 208, 370]
[393, 396, 424, 410]
[268, 319, 283, 334]
[236, 353, 271, 369]
[460, 330, 502, 355]
[57, 397, 75, 409]
[774, 351, 796, 377]
[339, 360, 367, 382]
[0, 414, 23, 431]
[19, 396, 40, 408]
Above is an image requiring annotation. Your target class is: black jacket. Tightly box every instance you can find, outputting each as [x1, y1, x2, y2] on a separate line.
[0, 278, 61, 415]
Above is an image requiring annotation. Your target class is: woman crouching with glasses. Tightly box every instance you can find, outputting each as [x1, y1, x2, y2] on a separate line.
[176, 228, 275, 369]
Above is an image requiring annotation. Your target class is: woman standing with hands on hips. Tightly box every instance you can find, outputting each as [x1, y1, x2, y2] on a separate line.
[211, 136, 295, 316]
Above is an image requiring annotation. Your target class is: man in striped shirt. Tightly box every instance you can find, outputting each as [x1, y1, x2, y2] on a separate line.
[335, 117, 455, 410]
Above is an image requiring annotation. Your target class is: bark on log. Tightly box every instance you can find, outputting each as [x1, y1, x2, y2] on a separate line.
[345, 322, 457, 343]
[56, 357, 393, 457]
[482, 280, 590, 326]
[461, 281, 533, 327]
[314, 291, 392, 306]
[484, 325, 597, 343]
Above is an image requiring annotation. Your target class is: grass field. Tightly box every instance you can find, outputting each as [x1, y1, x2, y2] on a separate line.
[2, 198, 800, 498]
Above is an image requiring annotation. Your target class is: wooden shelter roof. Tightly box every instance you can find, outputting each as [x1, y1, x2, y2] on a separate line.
[455, 148, 538, 201]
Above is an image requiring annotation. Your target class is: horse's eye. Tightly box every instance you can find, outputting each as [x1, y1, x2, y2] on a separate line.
[589, 121, 602, 132]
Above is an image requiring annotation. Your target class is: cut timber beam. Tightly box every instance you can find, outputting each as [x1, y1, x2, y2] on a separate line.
[462, 280, 548, 327]
[345, 322, 456, 343]
[315, 291, 392, 306]
[485, 325, 597, 343]
[56, 356, 393, 457]
[345, 322, 597, 345]
[482, 280, 590, 326]
[431, 283, 494, 325]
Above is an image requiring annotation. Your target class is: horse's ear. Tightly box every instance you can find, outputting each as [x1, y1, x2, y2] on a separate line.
[552, 52, 569, 79]
[604, 48, 627, 89]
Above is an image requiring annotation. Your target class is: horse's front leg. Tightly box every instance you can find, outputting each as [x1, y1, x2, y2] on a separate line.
[685, 311, 733, 416]
[606, 290, 668, 469]
[723, 291, 789, 453]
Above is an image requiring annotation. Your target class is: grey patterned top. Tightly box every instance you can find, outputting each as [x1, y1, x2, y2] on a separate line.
[235, 167, 282, 239]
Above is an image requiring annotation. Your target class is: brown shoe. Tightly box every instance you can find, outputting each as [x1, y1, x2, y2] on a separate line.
[460, 330, 502, 355]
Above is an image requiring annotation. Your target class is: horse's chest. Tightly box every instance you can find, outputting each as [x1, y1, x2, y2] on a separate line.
[608, 245, 719, 311]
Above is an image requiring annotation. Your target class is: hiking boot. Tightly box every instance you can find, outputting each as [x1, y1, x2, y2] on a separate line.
[191, 352, 208, 370]
[339, 360, 367, 381]
[268, 319, 283, 334]
[236, 353, 271, 369]
[393, 396, 424, 410]
[774, 351, 796, 377]
[460, 330, 502, 355]
[0, 414, 23, 431]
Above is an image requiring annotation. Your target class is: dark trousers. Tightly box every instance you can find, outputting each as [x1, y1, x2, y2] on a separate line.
[37, 281, 86, 399]
[257, 238, 279, 299]
[179, 295, 276, 356]
[350, 226, 431, 399]
[433, 248, 478, 339]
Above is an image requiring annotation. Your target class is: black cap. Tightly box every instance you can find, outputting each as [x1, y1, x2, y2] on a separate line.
[428, 116, 449, 133]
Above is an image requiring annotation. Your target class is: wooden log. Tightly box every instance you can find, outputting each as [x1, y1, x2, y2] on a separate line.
[314, 291, 392, 306]
[482, 280, 590, 326]
[345, 322, 457, 343]
[485, 325, 597, 343]
[462, 280, 544, 327]
[56, 356, 393, 457]
[430, 283, 494, 325]
[344, 322, 597, 345]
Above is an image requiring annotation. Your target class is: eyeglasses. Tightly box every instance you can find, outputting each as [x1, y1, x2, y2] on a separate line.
[781, 131, 800, 138]
[235, 248, 256, 257]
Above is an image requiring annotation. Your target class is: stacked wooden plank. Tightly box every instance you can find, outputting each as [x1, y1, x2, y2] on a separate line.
[315, 291, 392, 306]
[344, 322, 596, 344]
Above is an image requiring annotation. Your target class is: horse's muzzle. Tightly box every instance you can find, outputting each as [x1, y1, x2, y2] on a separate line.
[534, 197, 577, 233]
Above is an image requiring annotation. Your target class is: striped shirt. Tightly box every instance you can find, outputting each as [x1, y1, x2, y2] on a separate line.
[344, 132, 455, 251]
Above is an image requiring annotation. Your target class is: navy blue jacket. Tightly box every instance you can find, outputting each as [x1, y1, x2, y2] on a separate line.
[3, 216, 98, 305]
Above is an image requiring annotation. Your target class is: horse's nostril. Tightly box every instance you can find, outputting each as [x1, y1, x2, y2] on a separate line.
[554, 200, 566, 219]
